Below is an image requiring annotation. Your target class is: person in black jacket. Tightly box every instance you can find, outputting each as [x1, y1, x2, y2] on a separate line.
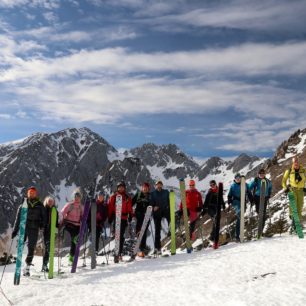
[42, 196, 58, 272]
[150, 180, 170, 254]
[132, 182, 151, 257]
[12, 186, 46, 276]
[202, 180, 225, 241]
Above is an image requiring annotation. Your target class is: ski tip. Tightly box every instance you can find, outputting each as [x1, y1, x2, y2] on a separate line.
[171, 252, 176, 256]
[187, 248, 192, 254]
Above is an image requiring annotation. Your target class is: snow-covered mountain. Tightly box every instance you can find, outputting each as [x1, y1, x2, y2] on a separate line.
[0, 125, 295, 253]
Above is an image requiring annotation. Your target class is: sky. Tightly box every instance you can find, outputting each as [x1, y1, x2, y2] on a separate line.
[0, 0, 306, 159]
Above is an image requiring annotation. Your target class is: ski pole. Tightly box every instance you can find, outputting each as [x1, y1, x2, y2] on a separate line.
[82, 227, 89, 267]
[100, 232, 109, 265]
[0, 239, 14, 286]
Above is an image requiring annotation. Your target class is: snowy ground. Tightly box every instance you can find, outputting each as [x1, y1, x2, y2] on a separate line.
[1, 234, 306, 306]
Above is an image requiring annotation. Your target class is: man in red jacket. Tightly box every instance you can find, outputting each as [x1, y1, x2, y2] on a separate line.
[179, 180, 203, 240]
[108, 181, 133, 262]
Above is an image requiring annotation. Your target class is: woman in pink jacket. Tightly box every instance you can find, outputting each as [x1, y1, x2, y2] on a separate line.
[61, 190, 84, 264]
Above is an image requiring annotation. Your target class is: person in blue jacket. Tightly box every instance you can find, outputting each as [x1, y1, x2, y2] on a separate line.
[248, 168, 272, 232]
[227, 173, 252, 241]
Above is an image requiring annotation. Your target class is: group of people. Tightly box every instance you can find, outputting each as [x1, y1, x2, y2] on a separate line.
[11, 156, 305, 276]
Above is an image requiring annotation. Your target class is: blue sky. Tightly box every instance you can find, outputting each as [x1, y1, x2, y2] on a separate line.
[0, 0, 306, 158]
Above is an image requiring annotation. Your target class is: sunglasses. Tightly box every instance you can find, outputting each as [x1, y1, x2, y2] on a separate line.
[189, 184, 195, 187]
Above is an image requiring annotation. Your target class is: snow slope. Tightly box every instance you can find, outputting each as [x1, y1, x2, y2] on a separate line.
[1, 235, 306, 306]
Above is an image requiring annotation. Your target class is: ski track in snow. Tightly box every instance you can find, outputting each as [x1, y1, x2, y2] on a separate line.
[1, 235, 306, 306]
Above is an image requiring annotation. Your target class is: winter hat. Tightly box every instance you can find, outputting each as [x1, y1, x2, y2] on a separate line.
[27, 186, 37, 192]
[234, 173, 241, 179]
[155, 180, 163, 186]
[189, 180, 195, 186]
[142, 182, 150, 189]
[98, 191, 104, 197]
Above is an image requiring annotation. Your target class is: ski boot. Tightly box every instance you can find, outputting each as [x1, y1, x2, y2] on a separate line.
[137, 251, 145, 258]
[68, 255, 74, 266]
[41, 264, 49, 272]
[23, 264, 30, 277]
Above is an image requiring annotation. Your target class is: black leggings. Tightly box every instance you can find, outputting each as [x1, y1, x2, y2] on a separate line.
[65, 223, 80, 257]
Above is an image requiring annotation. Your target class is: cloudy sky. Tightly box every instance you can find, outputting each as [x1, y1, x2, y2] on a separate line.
[0, 0, 306, 158]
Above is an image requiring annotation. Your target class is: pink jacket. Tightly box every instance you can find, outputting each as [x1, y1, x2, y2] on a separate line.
[61, 201, 83, 226]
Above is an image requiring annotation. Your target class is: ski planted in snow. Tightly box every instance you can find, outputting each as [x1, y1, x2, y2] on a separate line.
[48, 206, 57, 279]
[240, 176, 246, 243]
[14, 198, 28, 285]
[179, 179, 192, 253]
[130, 205, 152, 260]
[114, 195, 123, 263]
[91, 200, 97, 269]
[288, 191, 304, 239]
[213, 182, 223, 249]
[170, 190, 176, 255]
[71, 198, 91, 273]
[257, 180, 266, 239]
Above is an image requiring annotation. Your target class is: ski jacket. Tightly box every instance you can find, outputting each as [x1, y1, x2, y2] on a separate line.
[227, 182, 251, 212]
[12, 198, 46, 235]
[132, 191, 151, 215]
[248, 177, 272, 197]
[203, 187, 225, 217]
[61, 201, 83, 226]
[179, 189, 203, 212]
[282, 165, 306, 190]
[108, 192, 133, 221]
[150, 189, 170, 213]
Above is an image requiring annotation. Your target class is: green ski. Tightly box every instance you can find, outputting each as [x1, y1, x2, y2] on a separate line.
[169, 190, 176, 255]
[48, 206, 57, 279]
[288, 191, 304, 239]
[179, 179, 192, 253]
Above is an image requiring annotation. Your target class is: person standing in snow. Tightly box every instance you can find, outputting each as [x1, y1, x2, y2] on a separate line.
[178, 180, 203, 241]
[87, 191, 108, 254]
[132, 182, 151, 257]
[150, 180, 170, 254]
[42, 196, 58, 272]
[12, 186, 46, 276]
[248, 169, 272, 232]
[282, 157, 306, 231]
[202, 180, 225, 241]
[227, 174, 251, 241]
[108, 181, 133, 263]
[61, 190, 84, 265]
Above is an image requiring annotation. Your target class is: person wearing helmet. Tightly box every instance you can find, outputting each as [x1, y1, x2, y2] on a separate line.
[12, 186, 46, 276]
[108, 181, 133, 263]
[61, 189, 84, 265]
[150, 180, 170, 255]
[132, 182, 151, 257]
[178, 180, 203, 241]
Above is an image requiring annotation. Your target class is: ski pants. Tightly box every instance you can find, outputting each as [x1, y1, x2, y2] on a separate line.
[153, 211, 170, 250]
[291, 188, 304, 220]
[24, 227, 39, 265]
[65, 223, 80, 257]
[119, 219, 128, 256]
[43, 229, 50, 266]
[136, 213, 150, 251]
[254, 195, 269, 231]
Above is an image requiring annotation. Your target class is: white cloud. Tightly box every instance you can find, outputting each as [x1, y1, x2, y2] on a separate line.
[0, 0, 60, 9]
[0, 113, 12, 119]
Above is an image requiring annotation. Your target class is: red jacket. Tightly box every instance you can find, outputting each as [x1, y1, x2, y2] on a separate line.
[108, 192, 133, 221]
[180, 189, 203, 212]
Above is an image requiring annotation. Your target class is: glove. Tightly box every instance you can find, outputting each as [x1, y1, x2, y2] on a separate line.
[228, 199, 233, 205]
[11, 231, 17, 239]
[201, 208, 207, 216]
[128, 214, 132, 222]
[303, 188, 306, 193]
[196, 206, 202, 212]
